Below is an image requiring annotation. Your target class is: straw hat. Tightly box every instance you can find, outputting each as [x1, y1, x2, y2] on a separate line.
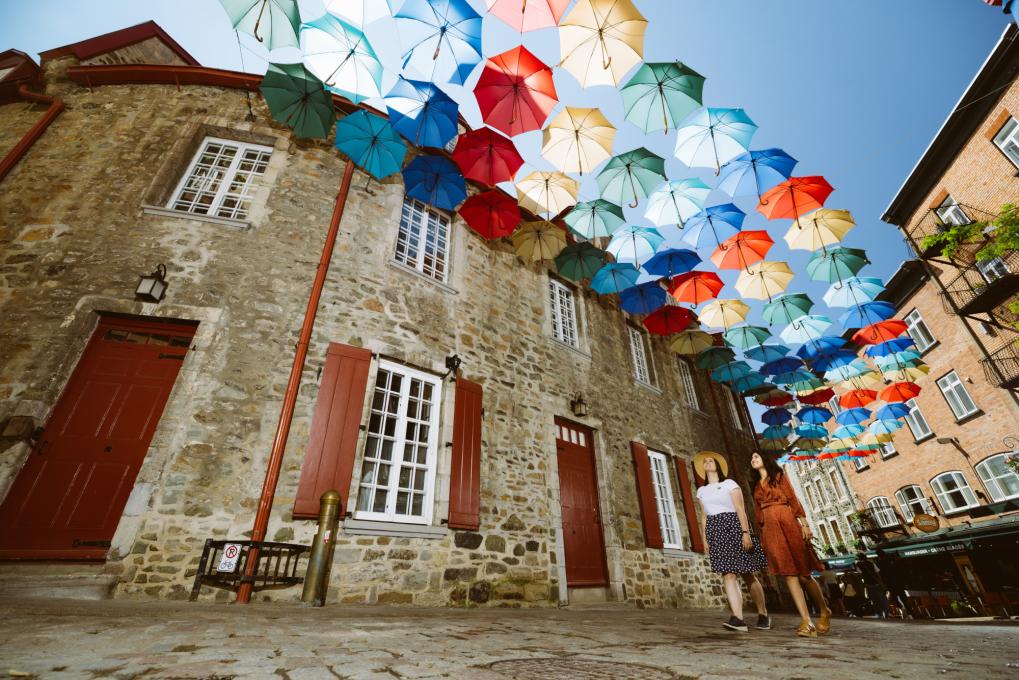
[692, 450, 729, 478]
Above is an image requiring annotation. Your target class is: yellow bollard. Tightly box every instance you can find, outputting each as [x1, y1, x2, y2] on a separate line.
[301, 490, 342, 606]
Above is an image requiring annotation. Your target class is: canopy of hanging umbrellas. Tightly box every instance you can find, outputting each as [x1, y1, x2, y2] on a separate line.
[227, 0, 928, 466]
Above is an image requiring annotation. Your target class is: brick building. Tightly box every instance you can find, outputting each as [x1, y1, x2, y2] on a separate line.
[0, 23, 758, 608]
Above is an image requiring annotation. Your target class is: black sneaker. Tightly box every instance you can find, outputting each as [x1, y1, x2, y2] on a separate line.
[756, 614, 771, 630]
[723, 616, 749, 632]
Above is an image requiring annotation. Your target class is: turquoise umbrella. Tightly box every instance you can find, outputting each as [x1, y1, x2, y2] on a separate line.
[869, 419, 904, 436]
[596, 148, 667, 208]
[220, 0, 300, 50]
[695, 346, 736, 370]
[833, 424, 865, 439]
[762, 424, 793, 440]
[335, 111, 406, 180]
[590, 262, 640, 294]
[259, 62, 335, 139]
[712, 361, 752, 383]
[745, 344, 791, 363]
[565, 199, 625, 239]
[674, 107, 757, 173]
[762, 293, 813, 326]
[555, 242, 608, 282]
[734, 373, 767, 394]
[606, 225, 665, 266]
[780, 314, 832, 344]
[723, 324, 771, 350]
[620, 61, 705, 134]
[822, 276, 886, 308]
[643, 178, 711, 227]
[301, 13, 384, 103]
[806, 247, 870, 283]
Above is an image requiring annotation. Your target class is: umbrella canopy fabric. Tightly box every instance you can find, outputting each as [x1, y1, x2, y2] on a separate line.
[808, 349, 857, 372]
[755, 388, 793, 406]
[596, 148, 667, 207]
[559, 0, 648, 87]
[451, 128, 523, 186]
[590, 262, 640, 294]
[475, 45, 558, 137]
[745, 344, 791, 363]
[762, 407, 793, 425]
[668, 271, 724, 305]
[699, 299, 750, 329]
[260, 62, 335, 139]
[875, 402, 911, 420]
[878, 381, 921, 403]
[395, 0, 483, 85]
[840, 389, 877, 409]
[835, 407, 871, 426]
[644, 178, 711, 227]
[796, 335, 846, 359]
[717, 148, 797, 199]
[323, 0, 395, 26]
[735, 260, 793, 300]
[711, 230, 773, 271]
[674, 107, 757, 172]
[839, 301, 896, 329]
[334, 110, 406, 179]
[822, 276, 886, 308]
[643, 305, 695, 335]
[670, 329, 714, 355]
[459, 190, 520, 240]
[606, 225, 664, 265]
[869, 419, 904, 436]
[564, 199, 625, 239]
[779, 314, 832, 344]
[723, 325, 771, 350]
[682, 203, 745, 249]
[806, 247, 870, 283]
[832, 424, 865, 439]
[643, 248, 700, 277]
[797, 406, 833, 424]
[696, 346, 737, 370]
[512, 221, 567, 261]
[486, 0, 571, 32]
[762, 424, 792, 440]
[760, 357, 804, 376]
[733, 373, 767, 394]
[516, 171, 579, 217]
[763, 293, 812, 325]
[554, 242, 607, 281]
[402, 155, 467, 210]
[221, 0, 301, 50]
[784, 208, 855, 252]
[865, 337, 916, 358]
[798, 387, 834, 404]
[621, 61, 705, 134]
[542, 107, 616, 175]
[757, 176, 834, 225]
[796, 424, 829, 440]
[712, 361, 752, 383]
[620, 281, 667, 315]
[386, 78, 459, 148]
[853, 319, 908, 345]
[300, 13, 383, 103]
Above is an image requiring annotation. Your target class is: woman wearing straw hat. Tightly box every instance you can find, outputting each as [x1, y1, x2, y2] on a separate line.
[693, 450, 770, 633]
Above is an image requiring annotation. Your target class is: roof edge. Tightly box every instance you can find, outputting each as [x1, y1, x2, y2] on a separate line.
[39, 20, 200, 67]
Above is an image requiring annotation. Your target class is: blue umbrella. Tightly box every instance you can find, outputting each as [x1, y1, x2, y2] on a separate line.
[712, 361, 752, 383]
[620, 281, 667, 315]
[824, 359, 871, 382]
[822, 276, 886, 308]
[780, 315, 832, 344]
[773, 368, 816, 385]
[808, 349, 857, 372]
[796, 424, 829, 439]
[796, 336, 846, 360]
[734, 373, 767, 393]
[402, 155, 466, 210]
[760, 357, 804, 376]
[643, 248, 701, 277]
[870, 419, 904, 436]
[717, 148, 797, 199]
[762, 407, 792, 425]
[762, 424, 793, 440]
[590, 262, 640, 294]
[833, 424, 866, 439]
[682, 203, 745, 249]
[839, 301, 897, 329]
[724, 325, 772, 350]
[335, 111, 407, 180]
[835, 407, 871, 426]
[385, 77, 459, 148]
[395, 0, 483, 85]
[865, 337, 916, 358]
[875, 402, 911, 420]
[797, 406, 833, 424]
[745, 344, 791, 364]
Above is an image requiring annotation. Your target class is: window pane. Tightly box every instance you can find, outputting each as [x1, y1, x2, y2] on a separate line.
[976, 454, 1019, 502]
[549, 280, 579, 347]
[904, 399, 931, 439]
[867, 497, 897, 527]
[932, 472, 978, 512]
[936, 372, 977, 419]
[678, 360, 699, 410]
[976, 257, 1010, 283]
[904, 310, 935, 352]
[629, 327, 651, 384]
[648, 452, 682, 549]
[170, 139, 270, 218]
[993, 117, 1019, 169]
[396, 197, 450, 283]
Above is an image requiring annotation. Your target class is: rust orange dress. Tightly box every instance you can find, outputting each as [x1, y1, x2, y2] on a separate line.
[752, 472, 823, 577]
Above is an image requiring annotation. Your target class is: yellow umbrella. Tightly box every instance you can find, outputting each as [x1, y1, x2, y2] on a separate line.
[836, 371, 883, 391]
[882, 364, 930, 382]
[512, 220, 567, 261]
[669, 329, 714, 355]
[559, 0, 647, 87]
[784, 208, 855, 252]
[698, 299, 749, 329]
[734, 260, 794, 301]
[541, 107, 616, 176]
[516, 171, 579, 217]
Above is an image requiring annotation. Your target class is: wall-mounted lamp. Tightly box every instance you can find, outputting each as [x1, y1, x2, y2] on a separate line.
[443, 354, 462, 380]
[570, 393, 588, 418]
[135, 264, 168, 303]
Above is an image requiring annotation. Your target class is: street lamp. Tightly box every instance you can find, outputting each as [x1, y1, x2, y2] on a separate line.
[135, 264, 168, 303]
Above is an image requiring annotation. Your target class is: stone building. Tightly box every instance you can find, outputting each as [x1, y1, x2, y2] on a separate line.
[784, 456, 859, 557]
[0, 23, 758, 608]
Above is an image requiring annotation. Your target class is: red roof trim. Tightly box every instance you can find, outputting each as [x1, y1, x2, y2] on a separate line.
[40, 21, 200, 67]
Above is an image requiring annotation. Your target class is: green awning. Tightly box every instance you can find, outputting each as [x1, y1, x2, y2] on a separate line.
[882, 539, 972, 558]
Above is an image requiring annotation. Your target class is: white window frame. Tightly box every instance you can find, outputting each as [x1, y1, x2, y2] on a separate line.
[935, 195, 971, 227]
[931, 471, 980, 514]
[976, 256, 1010, 283]
[992, 115, 1019, 169]
[935, 371, 979, 420]
[395, 196, 451, 283]
[805, 481, 820, 512]
[628, 326, 654, 386]
[648, 450, 683, 549]
[975, 453, 1019, 502]
[853, 455, 870, 472]
[354, 360, 442, 525]
[894, 485, 933, 522]
[548, 278, 580, 348]
[677, 359, 700, 410]
[168, 136, 273, 220]
[828, 469, 846, 501]
[880, 441, 897, 459]
[903, 309, 936, 352]
[827, 396, 843, 415]
[903, 398, 932, 441]
[867, 496, 898, 528]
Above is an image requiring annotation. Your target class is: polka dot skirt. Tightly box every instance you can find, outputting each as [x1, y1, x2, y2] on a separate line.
[706, 512, 768, 575]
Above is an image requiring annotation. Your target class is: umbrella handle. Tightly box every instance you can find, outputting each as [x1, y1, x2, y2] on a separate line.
[253, 0, 267, 43]
[599, 35, 612, 70]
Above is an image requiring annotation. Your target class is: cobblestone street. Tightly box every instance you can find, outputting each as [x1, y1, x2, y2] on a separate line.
[1, 598, 1017, 679]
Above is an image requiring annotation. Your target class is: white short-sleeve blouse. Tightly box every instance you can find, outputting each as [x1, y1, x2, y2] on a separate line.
[695, 478, 740, 516]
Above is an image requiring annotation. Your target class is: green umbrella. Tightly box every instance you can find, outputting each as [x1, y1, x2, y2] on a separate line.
[806, 246, 870, 283]
[555, 242, 608, 282]
[723, 324, 771, 350]
[596, 148, 666, 208]
[219, 0, 300, 50]
[260, 62, 336, 139]
[695, 346, 735, 370]
[564, 199, 625, 239]
[621, 61, 705, 134]
[762, 293, 813, 325]
[787, 377, 825, 392]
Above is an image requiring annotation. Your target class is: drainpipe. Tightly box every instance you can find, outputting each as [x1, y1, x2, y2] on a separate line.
[237, 159, 356, 604]
[0, 84, 65, 184]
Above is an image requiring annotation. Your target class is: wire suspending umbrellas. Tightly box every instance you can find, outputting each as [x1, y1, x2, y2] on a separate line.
[385, 78, 459, 148]
[621, 61, 705, 134]
[564, 199, 624, 239]
[474, 45, 558, 137]
[542, 107, 616, 175]
[644, 178, 711, 227]
[300, 13, 384, 104]
[220, 0, 301, 50]
[559, 0, 648, 87]
[395, 0, 483, 85]
[596, 148, 666, 208]
[717, 148, 797, 199]
[674, 107, 757, 173]
[260, 62, 336, 139]
[487, 0, 571, 32]
[516, 171, 579, 217]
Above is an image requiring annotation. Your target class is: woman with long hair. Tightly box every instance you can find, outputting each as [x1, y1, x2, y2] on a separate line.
[693, 451, 770, 633]
[749, 452, 832, 638]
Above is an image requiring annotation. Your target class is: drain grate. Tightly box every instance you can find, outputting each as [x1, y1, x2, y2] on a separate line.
[487, 657, 676, 679]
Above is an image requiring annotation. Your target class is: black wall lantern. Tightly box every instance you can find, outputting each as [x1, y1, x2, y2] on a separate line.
[135, 264, 168, 303]
[570, 393, 588, 418]
[443, 354, 462, 380]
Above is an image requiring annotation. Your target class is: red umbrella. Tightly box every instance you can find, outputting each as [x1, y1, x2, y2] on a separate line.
[757, 176, 834, 227]
[839, 389, 877, 409]
[451, 128, 524, 186]
[756, 390, 793, 407]
[487, 0, 571, 32]
[878, 381, 921, 403]
[847, 450, 871, 458]
[710, 230, 773, 271]
[643, 306, 695, 335]
[459, 190, 520, 240]
[817, 452, 839, 460]
[798, 388, 835, 405]
[668, 271, 724, 305]
[852, 319, 908, 345]
[474, 45, 558, 137]
[789, 454, 815, 461]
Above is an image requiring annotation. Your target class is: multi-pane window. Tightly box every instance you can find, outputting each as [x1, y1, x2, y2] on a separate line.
[975, 453, 1019, 502]
[976, 256, 1011, 283]
[993, 115, 1019, 169]
[903, 398, 932, 440]
[355, 361, 441, 524]
[904, 309, 936, 352]
[724, 389, 744, 430]
[894, 485, 933, 522]
[829, 519, 844, 545]
[648, 451, 683, 549]
[931, 471, 979, 513]
[828, 396, 843, 415]
[818, 523, 831, 546]
[935, 195, 971, 227]
[828, 470, 846, 500]
[880, 441, 897, 459]
[169, 137, 272, 220]
[935, 371, 979, 420]
[867, 496, 898, 528]
[805, 482, 820, 512]
[628, 326, 652, 385]
[548, 278, 579, 348]
[395, 197, 451, 283]
[677, 359, 700, 410]
[853, 454, 870, 471]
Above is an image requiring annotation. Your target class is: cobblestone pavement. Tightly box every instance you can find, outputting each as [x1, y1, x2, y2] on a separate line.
[1, 598, 1018, 680]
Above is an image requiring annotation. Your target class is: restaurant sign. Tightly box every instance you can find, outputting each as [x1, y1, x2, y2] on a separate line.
[898, 541, 969, 558]
[912, 513, 940, 533]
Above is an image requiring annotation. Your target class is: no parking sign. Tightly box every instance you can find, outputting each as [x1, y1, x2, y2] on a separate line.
[217, 543, 241, 573]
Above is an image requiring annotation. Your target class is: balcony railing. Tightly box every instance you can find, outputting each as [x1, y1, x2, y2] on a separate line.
[903, 204, 999, 260]
[940, 249, 1019, 317]
[981, 339, 1019, 390]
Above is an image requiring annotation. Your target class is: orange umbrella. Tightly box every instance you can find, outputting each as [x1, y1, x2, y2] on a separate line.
[852, 320, 908, 345]
[711, 230, 773, 270]
[839, 389, 877, 409]
[878, 381, 921, 403]
[668, 270, 724, 305]
[757, 176, 834, 228]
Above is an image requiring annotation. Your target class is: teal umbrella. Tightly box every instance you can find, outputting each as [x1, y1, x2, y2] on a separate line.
[733, 372, 767, 394]
[806, 247, 870, 283]
[695, 346, 736, 370]
[220, 0, 300, 50]
[621, 61, 705, 134]
[745, 344, 791, 363]
[712, 360, 752, 383]
[724, 324, 771, 350]
[644, 178, 711, 227]
[596, 148, 667, 208]
[780, 314, 832, 344]
[334, 111, 406, 180]
[606, 225, 664, 266]
[762, 293, 813, 325]
[564, 199, 625, 239]
[259, 62, 335, 139]
[555, 242, 608, 282]
[301, 12, 384, 104]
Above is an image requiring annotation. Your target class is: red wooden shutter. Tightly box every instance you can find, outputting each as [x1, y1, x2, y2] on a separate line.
[293, 343, 373, 519]
[448, 378, 483, 530]
[674, 457, 705, 553]
[630, 441, 663, 549]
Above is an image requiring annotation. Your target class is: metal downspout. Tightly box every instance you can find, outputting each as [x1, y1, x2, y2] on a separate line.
[0, 84, 65, 184]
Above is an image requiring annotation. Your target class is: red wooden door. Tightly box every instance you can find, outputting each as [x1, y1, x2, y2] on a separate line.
[555, 417, 608, 587]
[0, 315, 196, 560]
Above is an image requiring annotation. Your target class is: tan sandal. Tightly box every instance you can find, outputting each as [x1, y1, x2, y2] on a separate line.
[817, 608, 832, 635]
[796, 621, 818, 638]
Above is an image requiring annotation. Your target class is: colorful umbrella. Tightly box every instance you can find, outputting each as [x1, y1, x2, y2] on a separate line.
[839, 301, 897, 329]
[760, 357, 804, 376]
[451, 128, 523, 186]
[516, 171, 579, 217]
[798, 387, 835, 405]
[757, 176, 834, 228]
[835, 407, 871, 426]
[796, 335, 846, 360]
[762, 407, 793, 425]
[784, 208, 855, 252]
[853, 319, 908, 345]
[668, 271, 724, 305]
[322, 0, 393, 26]
[259, 62, 335, 140]
[878, 381, 921, 403]
[762, 439, 791, 453]
[620, 281, 667, 315]
[699, 299, 750, 329]
[809, 350, 857, 373]
[395, 0, 483, 85]
[559, 0, 648, 87]
[711, 230, 773, 271]
[696, 346, 737, 370]
[717, 148, 797, 199]
[385, 78, 459, 148]
[734, 373, 768, 394]
[564, 199, 625, 239]
[459, 190, 520, 240]
[883, 365, 931, 383]
[762, 424, 793, 440]
[220, 0, 300, 50]
[735, 260, 794, 301]
[334, 111, 406, 183]
[512, 221, 567, 261]
[865, 337, 916, 358]
[474, 45, 558, 137]
[554, 242, 607, 281]
[780, 314, 832, 344]
[542, 107, 616, 175]
[806, 247, 870, 283]
[869, 419, 904, 436]
[822, 276, 886, 308]
[621, 61, 705, 134]
[643, 248, 701, 277]
[670, 330, 714, 355]
[723, 325, 771, 350]
[745, 344, 791, 363]
[796, 424, 830, 439]
[644, 178, 711, 227]
[643, 306, 695, 335]
[712, 361, 752, 383]
[755, 388, 793, 406]
[674, 107, 757, 173]
[840, 389, 878, 409]
[597, 148, 667, 208]
[486, 0, 570, 32]
[590, 262, 640, 294]
[763, 293, 813, 325]
[402, 155, 467, 211]
[875, 403, 911, 420]
[682, 203, 745, 249]
[607, 225, 665, 266]
[300, 13, 383, 103]
[832, 425, 865, 439]
[797, 406, 833, 424]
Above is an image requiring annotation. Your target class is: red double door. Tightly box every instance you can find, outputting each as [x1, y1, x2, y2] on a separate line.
[555, 417, 608, 587]
[0, 316, 195, 559]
